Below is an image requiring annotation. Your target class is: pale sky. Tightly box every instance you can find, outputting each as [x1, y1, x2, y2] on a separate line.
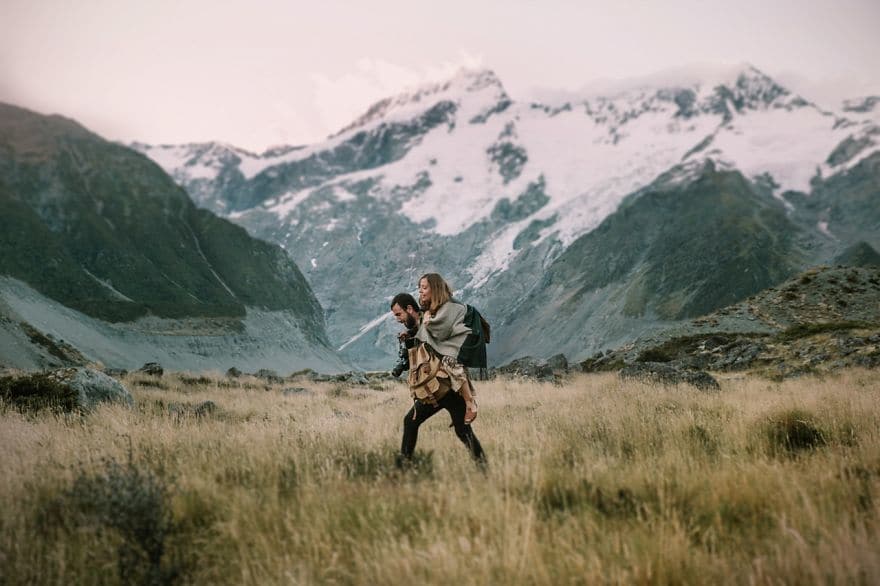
[2, 0, 878, 152]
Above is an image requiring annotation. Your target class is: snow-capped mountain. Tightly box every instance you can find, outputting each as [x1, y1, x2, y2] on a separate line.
[133, 65, 880, 368]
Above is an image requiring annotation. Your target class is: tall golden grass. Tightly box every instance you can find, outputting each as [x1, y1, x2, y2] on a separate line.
[1, 369, 879, 584]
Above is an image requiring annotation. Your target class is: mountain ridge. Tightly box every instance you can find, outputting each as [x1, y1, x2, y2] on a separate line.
[130, 65, 880, 368]
[0, 102, 344, 372]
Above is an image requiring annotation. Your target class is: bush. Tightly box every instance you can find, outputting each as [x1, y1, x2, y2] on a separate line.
[537, 476, 644, 519]
[0, 373, 79, 413]
[637, 347, 674, 363]
[332, 445, 434, 480]
[52, 457, 185, 584]
[764, 409, 827, 455]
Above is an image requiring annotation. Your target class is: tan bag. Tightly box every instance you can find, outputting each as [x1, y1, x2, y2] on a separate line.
[407, 343, 450, 405]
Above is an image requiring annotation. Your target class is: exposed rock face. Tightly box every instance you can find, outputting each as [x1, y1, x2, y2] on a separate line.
[619, 362, 720, 391]
[493, 356, 555, 381]
[584, 266, 880, 378]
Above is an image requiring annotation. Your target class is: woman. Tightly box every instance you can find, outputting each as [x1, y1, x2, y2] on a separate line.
[399, 273, 486, 467]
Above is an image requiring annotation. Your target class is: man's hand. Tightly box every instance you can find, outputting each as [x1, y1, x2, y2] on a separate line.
[397, 331, 409, 341]
[464, 400, 478, 424]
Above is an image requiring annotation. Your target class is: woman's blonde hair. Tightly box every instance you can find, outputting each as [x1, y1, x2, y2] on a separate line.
[420, 273, 453, 315]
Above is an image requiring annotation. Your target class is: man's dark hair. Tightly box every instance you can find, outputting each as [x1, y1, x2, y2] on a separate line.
[390, 292, 420, 312]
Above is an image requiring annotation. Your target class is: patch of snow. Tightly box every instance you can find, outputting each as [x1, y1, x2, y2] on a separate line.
[708, 106, 847, 194]
[265, 190, 311, 220]
[337, 311, 392, 352]
[82, 269, 135, 303]
[817, 220, 834, 238]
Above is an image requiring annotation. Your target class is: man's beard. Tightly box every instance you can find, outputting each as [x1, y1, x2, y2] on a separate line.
[405, 315, 416, 329]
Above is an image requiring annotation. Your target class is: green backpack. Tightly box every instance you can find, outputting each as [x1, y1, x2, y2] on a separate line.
[457, 304, 490, 369]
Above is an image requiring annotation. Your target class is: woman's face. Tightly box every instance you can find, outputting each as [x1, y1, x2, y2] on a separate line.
[418, 278, 431, 305]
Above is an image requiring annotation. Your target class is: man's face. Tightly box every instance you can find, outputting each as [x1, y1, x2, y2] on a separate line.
[391, 303, 408, 324]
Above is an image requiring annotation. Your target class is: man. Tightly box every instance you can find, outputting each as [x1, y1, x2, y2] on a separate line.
[389, 292, 421, 377]
[392, 279, 486, 469]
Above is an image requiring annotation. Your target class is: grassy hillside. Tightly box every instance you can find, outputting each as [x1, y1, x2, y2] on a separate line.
[547, 163, 806, 320]
[0, 103, 325, 335]
[2, 369, 879, 584]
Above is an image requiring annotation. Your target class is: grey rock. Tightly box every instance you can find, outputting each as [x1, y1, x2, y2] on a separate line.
[254, 369, 283, 384]
[138, 362, 164, 377]
[104, 368, 128, 378]
[347, 373, 369, 386]
[619, 362, 720, 391]
[226, 367, 242, 378]
[496, 356, 555, 381]
[46, 367, 134, 411]
[546, 353, 569, 372]
[855, 354, 880, 368]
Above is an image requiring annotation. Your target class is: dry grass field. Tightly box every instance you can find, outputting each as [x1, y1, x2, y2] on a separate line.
[1, 369, 879, 585]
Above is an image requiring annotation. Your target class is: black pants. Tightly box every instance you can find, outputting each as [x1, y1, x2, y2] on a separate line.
[400, 391, 486, 464]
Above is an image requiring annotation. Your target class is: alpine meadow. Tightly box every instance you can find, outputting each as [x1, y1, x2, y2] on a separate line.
[1, 369, 879, 584]
[3, 2, 880, 583]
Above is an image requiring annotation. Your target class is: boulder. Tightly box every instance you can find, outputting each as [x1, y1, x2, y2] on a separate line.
[104, 368, 128, 378]
[137, 362, 164, 377]
[546, 353, 569, 372]
[619, 362, 720, 391]
[0, 367, 138, 413]
[496, 356, 555, 381]
[226, 367, 242, 378]
[50, 368, 135, 410]
[254, 369, 283, 384]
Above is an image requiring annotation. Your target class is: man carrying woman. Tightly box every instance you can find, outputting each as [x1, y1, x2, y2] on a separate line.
[391, 273, 486, 468]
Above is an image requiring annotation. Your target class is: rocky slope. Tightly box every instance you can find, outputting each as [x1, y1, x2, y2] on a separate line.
[582, 265, 880, 378]
[134, 65, 880, 368]
[0, 103, 345, 373]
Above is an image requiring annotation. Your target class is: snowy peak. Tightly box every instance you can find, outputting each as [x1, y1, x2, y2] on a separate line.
[333, 68, 511, 136]
[132, 141, 248, 181]
[712, 65, 792, 109]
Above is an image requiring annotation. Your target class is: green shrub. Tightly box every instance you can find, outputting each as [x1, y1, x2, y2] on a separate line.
[537, 476, 644, 519]
[134, 379, 169, 390]
[177, 375, 213, 386]
[764, 409, 827, 455]
[332, 445, 433, 480]
[637, 347, 674, 363]
[0, 373, 79, 413]
[53, 457, 185, 585]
